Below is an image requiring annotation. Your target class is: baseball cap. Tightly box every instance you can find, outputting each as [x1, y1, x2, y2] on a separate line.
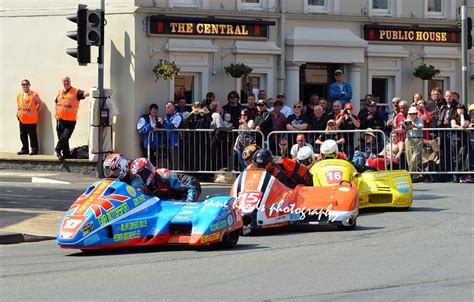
[256, 99, 266, 106]
[365, 128, 376, 137]
[193, 101, 201, 107]
[408, 106, 418, 114]
[334, 69, 343, 75]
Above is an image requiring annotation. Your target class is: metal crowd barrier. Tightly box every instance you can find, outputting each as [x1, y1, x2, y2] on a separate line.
[143, 127, 473, 178]
[146, 128, 264, 174]
[389, 128, 473, 178]
[266, 129, 387, 165]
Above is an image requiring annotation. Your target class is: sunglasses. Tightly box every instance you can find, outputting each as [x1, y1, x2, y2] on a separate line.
[241, 114, 247, 116]
[294, 105, 302, 108]
[21, 83, 29, 86]
[279, 143, 287, 146]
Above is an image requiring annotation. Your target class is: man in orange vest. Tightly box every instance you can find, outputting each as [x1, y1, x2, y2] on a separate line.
[54, 76, 89, 160]
[16, 79, 41, 155]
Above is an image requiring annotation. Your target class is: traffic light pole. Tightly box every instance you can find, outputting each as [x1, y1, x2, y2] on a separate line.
[461, 2, 469, 106]
[96, 0, 106, 178]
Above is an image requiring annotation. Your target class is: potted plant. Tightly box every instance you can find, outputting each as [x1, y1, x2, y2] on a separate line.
[413, 63, 440, 80]
[152, 59, 180, 81]
[224, 63, 253, 79]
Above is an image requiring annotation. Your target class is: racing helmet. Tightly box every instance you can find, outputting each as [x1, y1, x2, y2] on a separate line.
[320, 140, 338, 159]
[253, 148, 273, 168]
[296, 146, 315, 166]
[242, 144, 260, 163]
[130, 158, 155, 185]
[103, 153, 128, 179]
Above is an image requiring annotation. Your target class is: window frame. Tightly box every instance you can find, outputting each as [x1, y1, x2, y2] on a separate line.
[306, 0, 329, 14]
[425, 0, 445, 19]
[369, 0, 392, 17]
[238, 0, 263, 11]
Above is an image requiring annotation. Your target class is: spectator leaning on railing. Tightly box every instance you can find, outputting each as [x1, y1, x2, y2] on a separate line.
[450, 104, 470, 183]
[222, 91, 241, 129]
[137, 103, 162, 163]
[404, 106, 424, 182]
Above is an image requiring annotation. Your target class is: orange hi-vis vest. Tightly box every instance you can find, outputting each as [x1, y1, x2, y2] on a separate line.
[17, 90, 40, 124]
[56, 87, 80, 121]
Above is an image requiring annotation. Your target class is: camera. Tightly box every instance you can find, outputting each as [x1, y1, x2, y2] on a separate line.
[403, 120, 412, 128]
[199, 109, 205, 113]
[344, 109, 351, 115]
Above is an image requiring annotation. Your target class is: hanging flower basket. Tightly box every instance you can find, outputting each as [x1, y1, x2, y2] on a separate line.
[152, 60, 180, 81]
[224, 63, 253, 78]
[413, 63, 440, 80]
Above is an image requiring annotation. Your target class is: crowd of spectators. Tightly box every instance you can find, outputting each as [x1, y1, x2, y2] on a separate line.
[138, 79, 473, 182]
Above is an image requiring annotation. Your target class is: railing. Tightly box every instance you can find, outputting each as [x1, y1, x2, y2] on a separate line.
[146, 128, 264, 174]
[144, 127, 473, 177]
[388, 128, 473, 179]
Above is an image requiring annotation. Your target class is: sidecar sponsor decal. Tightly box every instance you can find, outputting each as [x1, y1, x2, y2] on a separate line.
[81, 221, 93, 236]
[120, 219, 148, 231]
[113, 230, 141, 242]
[201, 231, 220, 243]
[210, 220, 227, 231]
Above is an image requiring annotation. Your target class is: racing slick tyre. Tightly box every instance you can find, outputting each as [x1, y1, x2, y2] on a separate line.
[211, 229, 240, 249]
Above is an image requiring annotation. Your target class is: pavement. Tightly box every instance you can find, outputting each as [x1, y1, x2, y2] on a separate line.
[0, 169, 231, 244]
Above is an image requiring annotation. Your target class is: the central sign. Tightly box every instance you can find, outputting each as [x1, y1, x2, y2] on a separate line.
[148, 15, 275, 38]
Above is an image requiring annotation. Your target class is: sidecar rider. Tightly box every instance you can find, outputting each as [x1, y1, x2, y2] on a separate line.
[317, 140, 375, 173]
[130, 158, 201, 202]
[250, 148, 306, 188]
[103, 153, 147, 194]
[296, 146, 316, 169]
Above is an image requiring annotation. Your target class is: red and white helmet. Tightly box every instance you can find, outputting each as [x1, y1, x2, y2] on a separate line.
[103, 153, 128, 179]
[130, 158, 155, 185]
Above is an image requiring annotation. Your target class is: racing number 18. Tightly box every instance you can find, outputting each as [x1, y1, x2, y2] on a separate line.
[325, 170, 342, 184]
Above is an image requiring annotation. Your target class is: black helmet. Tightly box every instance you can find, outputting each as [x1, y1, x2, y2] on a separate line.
[253, 149, 273, 168]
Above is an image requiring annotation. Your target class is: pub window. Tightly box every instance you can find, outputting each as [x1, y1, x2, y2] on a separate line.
[168, 0, 199, 8]
[369, 0, 391, 16]
[427, 78, 446, 97]
[174, 75, 196, 105]
[241, 75, 263, 104]
[426, 0, 444, 18]
[307, 0, 328, 13]
[238, 0, 263, 11]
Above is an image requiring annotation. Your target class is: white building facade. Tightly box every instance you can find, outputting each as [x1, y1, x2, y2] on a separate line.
[1, 0, 472, 159]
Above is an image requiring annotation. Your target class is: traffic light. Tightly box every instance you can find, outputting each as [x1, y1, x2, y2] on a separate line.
[468, 17, 472, 49]
[66, 4, 90, 65]
[86, 10, 105, 46]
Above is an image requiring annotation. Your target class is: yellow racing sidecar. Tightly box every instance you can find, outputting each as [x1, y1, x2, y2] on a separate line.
[310, 159, 413, 209]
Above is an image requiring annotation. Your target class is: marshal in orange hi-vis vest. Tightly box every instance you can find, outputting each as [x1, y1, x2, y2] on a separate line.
[16, 91, 40, 124]
[56, 87, 80, 121]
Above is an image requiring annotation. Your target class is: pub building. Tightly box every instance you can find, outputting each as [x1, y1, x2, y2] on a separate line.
[1, 1, 471, 158]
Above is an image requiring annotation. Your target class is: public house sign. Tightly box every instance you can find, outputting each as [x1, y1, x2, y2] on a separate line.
[147, 15, 275, 38]
[364, 24, 460, 44]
